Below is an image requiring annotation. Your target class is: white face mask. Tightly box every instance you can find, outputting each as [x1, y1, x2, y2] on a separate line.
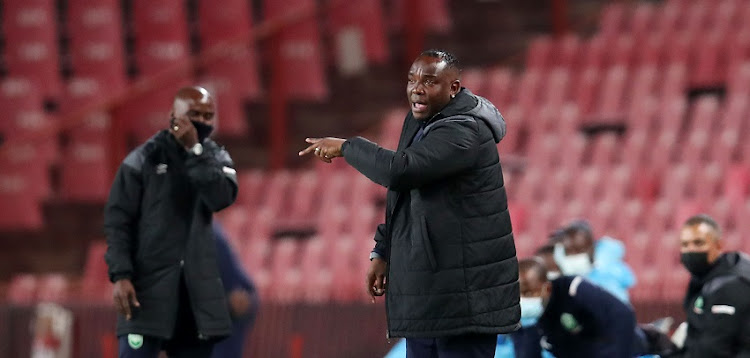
[520, 296, 545, 320]
[554, 243, 593, 276]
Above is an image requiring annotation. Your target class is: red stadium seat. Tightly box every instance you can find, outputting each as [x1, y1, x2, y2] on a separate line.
[264, 0, 328, 101]
[241, 239, 272, 274]
[215, 206, 250, 248]
[36, 274, 69, 303]
[236, 169, 265, 206]
[629, 3, 655, 43]
[665, 31, 692, 66]
[81, 241, 111, 302]
[132, 0, 190, 76]
[7, 274, 38, 304]
[485, 67, 514, 108]
[549, 34, 582, 70]
[260, 170, 291, 216]
[515, 70, 542, 114]
[328, 0, 388, 68]
[691, 29, 729, 88]
[288, 171, 319, 220]
[0, 78, 56, 163]
[653, 1, 681, 37]
[724, 165, 750, 206]
[589, 134, 619, 169]
[525, 36, 552, 71]
[541, 68, 570, 109]
[610, 36, 635, 69]
[595, 66, 628, 119]
[0, 143, 51, 200]
[581, 36, 607, 70]
[627, 67, 659, 114]
[198, 74, 250, 136]
[574, 68, 601, 115]
[66, 0, 127, 89]
[599, 3, 627, 40]
[1, 0, 62, 99]
[460, 68, 486, 96]
[61, 77, 112, 140]
[60, 138, 111, 202]
[635, 33, 666, 67]
[114, 81, 191, 142]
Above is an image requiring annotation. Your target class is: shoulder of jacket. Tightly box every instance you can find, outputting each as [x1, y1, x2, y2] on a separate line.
[704, 274, 750, 300]
[205, 140, 232, 162]
[122, 140, 159, 172]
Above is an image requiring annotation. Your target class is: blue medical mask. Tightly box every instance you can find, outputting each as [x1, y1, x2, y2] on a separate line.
[520, 296, 545, 327]
[554, 243, 593, 276]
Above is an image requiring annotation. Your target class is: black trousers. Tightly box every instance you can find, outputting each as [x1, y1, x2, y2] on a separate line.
[406, 334, 497, 358]
[119, 276, 214, 358]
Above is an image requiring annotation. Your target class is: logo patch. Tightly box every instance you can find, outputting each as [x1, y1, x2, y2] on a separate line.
[561, 313, 582, 334]
[694, 296, 704, 314]
[711, 305, 736, 315]
[156, 163, 168, 174]
[128, 334, 144, 349]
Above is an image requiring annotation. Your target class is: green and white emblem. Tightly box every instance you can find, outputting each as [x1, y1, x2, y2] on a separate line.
[128, 334, 144, 349]
[560, 313, 582, 333]
[694, 296, 704, 314]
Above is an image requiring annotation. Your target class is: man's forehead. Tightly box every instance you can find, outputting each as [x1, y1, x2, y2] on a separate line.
[409, 56, 449, 75]
[681, 223, 714, 239]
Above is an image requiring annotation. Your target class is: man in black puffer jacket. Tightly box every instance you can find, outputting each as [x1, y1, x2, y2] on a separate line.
[105, 86, 236, 357]
[300, 50, 520, 357]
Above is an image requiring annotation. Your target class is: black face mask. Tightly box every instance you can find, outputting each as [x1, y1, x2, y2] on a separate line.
[681, 252, 713, 276]
[191, 120, 214, 143]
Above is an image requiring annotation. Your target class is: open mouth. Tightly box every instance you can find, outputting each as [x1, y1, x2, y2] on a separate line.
[412, 102, 427, 112]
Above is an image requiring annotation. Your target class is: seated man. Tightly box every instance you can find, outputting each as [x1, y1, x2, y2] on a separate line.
[554, 220, 635, 303]
[512, 258, 643, 358]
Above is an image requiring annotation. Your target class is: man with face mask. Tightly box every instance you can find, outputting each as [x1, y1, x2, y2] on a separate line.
[105, 86, 238, 357]
[676, 214, 750, 357]
[553, 220, 635, 303]
[511, 258, 661, 358]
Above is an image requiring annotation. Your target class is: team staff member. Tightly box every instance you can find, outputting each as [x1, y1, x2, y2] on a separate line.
[105, 86, 237, 357]
[300, 50, 519, 358]
[676, 214, 750, 357]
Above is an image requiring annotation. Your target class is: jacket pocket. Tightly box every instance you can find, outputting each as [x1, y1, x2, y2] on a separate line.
[420, 217, 438, 271]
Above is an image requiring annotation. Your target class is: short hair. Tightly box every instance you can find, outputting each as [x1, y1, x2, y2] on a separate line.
[562, 219, 594, 243]
[535, 244, 555, 256]
[420, 49, 461, 71]
[683, 214, 721, 237]
[519, 257, 548, 283]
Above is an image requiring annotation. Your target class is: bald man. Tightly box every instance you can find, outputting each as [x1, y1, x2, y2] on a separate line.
[300, 50, 517, 357]
[105, 86, 238, 357]
[677, 214, 750, 357]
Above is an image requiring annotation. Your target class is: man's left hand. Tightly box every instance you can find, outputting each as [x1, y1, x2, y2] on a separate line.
[298, 137, 346, 163]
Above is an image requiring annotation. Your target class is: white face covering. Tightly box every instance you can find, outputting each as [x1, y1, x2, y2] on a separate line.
[546, 270, 562, 281]
[553, 243, 593, 276]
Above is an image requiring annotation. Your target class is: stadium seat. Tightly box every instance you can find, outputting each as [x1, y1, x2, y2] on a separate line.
[589, 134, 619, 169]
[0, 78, 56, 163]
[524, 36, 552, 70]
[241, 239, 272, 274]
[541, 68, 570, 109]
[581, 36, 607, 70]
[1, 0, 62, 99]
[7, 274, 38, 304]
[610, 36, 635, 69]
[723, 165, 750, 206]
[61, 77, 112, 140]
[264, 0, 328, 101]
[66, 0, 127, 89]
[635, 33, 666, 67]
[36, 274, 69, 303]
[515, 70, 542, 114]
[198, 74, 250, 136]
[328, 0, 388, 68]
[287, 171, 318, 221]
[627, 66, 659, 113]
[574, 68, 601, 115]
[114, 80, 191, 142]
[389, 0, 451, 35]
[132, 0, 190, 76]
[485, 67, 514, 109]
[629, 3, 655, 43]
[460, 68, 486, 96]
[0, 143, 51, 200]
[665, 31, 692, 67]
[81, 241, 111, 302]
[549, 34, 582, 70]
[595, 66, 628, 119]
[216, 206, 250, 248]
[599, 3, 627, 40]
[60, 138, 110, 202]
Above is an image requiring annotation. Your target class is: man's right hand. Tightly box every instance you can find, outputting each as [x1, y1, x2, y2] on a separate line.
[366, 257, 387, 303]
[113, 279, 140, 320]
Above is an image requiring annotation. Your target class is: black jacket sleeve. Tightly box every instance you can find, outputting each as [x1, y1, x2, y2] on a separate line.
[185, 146, 238, 212]
[572, 277, 637, 358]
[104, 157, 143, 282]
[342, 118, 479, 192]
[685, 278, 750, 358]
[372, 223, 388, 259]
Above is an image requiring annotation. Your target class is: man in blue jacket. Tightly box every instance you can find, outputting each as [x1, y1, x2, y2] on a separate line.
[210, 222, 258, 358]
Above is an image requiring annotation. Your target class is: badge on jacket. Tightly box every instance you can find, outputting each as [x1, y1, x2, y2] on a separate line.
[561, 313, 582, 334]
[156, 163, 168, 174]
[128, 334, 144, 349]
[694, 296, 704, 314]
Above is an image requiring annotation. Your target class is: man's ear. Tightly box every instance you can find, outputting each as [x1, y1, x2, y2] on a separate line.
[451, 80, 461, 97]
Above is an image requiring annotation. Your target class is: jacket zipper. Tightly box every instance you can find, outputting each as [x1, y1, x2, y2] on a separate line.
[182, 258, 207, 340]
